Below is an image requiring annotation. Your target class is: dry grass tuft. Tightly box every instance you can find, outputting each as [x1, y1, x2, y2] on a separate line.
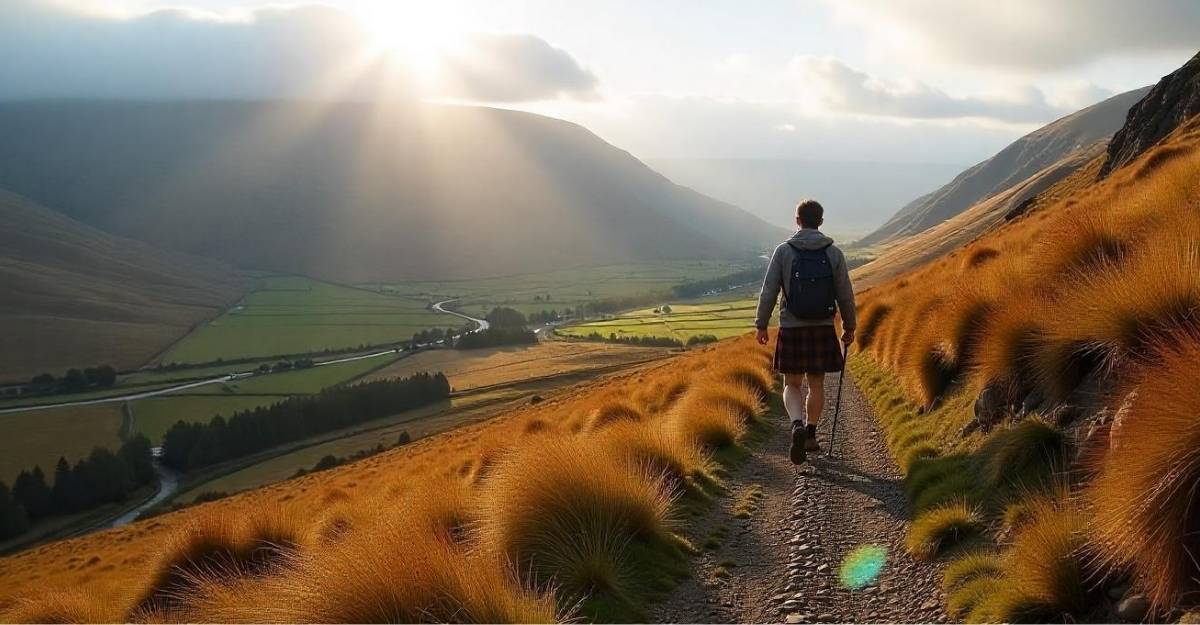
[906, 500, 982, 560]
[1087, 337, 1200, 610]
[587, 400, 647, 431]
[857, 303, 892, 349]
[668, 399, 747, 450]
[984, 498, 1090, 622]
[178, 518, 558, 623]
[714, 363, 774, 400]
[943, 551, 1004, 595]
[479, 434, 675, 601]
[598, 420, 708, 490]
[977, 418, 1067, 495]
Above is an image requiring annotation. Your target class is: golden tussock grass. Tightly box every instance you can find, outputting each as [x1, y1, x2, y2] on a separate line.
[1087, 336, 1200, 611]
[598, 420, 708, 491]
[478, 434, 675, 600]
[0, 336, 776, 620]
[906, 500, 982, 560]
[177, 518, 558, 623]
[1035, 233, 1200, 399]
[132, 507, 309, 616]
[856, 302, 892, 349]
[1, 589, 130, 624]
[943, 551, 1003, 596]
[980, 498, 1089, 623]
[586, 399, 647, 431]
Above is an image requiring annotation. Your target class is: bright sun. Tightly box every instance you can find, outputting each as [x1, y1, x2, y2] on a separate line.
[360, 1, 463, 78]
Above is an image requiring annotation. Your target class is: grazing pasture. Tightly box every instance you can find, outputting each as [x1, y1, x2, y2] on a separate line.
[558, 298, 759, 342]
[158, 276, 447, 364]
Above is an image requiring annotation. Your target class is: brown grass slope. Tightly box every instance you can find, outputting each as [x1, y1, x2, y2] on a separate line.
[0, 190, 246, 381]
[0, 101, 786, 282]
[0, 334, 774, 623]
[849, 56, 1200, 621]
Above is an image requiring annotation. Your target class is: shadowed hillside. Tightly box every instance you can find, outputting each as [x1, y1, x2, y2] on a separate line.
[0, 101, 785, 283]
[0, 191, 246, 381]
[858, 87, 1149, 247]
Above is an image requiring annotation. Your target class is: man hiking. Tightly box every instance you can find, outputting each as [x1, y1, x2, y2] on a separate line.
[755, 199, 856, 464]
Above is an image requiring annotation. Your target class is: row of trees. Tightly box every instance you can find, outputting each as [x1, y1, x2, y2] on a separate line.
[14, 365, 119, 397]
[161, 373, 450, 472]
[410, 327, 466, 347]
[579, 331, 685, 348]
[0, 435, 156, 540]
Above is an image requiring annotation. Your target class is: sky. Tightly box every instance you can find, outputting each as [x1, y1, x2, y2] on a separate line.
[2, 0, 1198, 164]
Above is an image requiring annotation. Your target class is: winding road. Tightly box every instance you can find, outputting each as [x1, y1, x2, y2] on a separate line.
[432, 299, 490, 332]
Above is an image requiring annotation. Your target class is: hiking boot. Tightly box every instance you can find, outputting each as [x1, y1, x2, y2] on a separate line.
[789, 422, 807, 465]
[805, 424, 821, 452]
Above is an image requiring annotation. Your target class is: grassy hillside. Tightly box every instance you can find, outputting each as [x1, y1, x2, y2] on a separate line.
[848, 110, 1200, 622]
[0, 101, 784, 283]
[0, 191, 247, 381]
[858, 87, 1148, 247]
[0, 334, 774, 622]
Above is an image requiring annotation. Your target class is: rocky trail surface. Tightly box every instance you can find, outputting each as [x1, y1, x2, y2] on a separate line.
[654, 369, 948, 624]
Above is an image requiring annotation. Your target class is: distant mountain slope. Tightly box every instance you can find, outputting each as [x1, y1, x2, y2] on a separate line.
[647, 158, 965, 239]
[0, 191, 246, 381]
[858, 87, 1150, 247]
[1101, 51, 1200, 177]
[0, 101, 786, 282]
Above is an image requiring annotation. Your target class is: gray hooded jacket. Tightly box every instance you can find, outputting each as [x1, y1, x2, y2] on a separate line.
[754, 229, 857, 331]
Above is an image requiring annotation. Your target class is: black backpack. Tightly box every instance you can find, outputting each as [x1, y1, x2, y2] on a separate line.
[783, 242, 837, 319]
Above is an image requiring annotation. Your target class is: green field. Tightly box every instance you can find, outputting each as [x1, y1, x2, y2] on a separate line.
[558, 294, 760, 342]
[129, 354, 403, 442]
[0, 404, 125, 483]
[159, 276, 450, 364]
[373, 260, 760, 318]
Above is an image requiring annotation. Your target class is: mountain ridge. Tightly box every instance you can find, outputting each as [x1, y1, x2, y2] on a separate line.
[858, 87, 1150, 247]
[0, 101, 786, 282]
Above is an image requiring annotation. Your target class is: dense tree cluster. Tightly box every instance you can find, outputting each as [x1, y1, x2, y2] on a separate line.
[455, 327, 538, 349]
[671, 268, 762, 299]
[686, 334, 720, 346]
[161, 373, 449, 472]
[485, 307, 528, 329]
[0, 435, 155, 540]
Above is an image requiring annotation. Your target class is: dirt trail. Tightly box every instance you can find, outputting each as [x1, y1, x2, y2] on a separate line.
[654, 369, 948, 624]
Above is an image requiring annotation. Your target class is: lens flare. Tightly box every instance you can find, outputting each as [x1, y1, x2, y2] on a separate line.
[839, 544, 887, 589]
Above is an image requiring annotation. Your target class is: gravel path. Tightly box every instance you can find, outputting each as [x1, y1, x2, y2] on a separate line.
[654, 369, 948, 624]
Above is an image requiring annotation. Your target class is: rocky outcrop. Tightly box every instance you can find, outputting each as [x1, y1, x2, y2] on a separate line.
[1100, 51, 1200, 178]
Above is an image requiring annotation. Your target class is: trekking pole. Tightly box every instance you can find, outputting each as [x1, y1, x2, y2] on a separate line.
[828, 342, 850, 458]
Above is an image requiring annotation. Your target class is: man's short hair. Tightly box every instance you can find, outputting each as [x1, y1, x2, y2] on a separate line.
[796, 199, 824, 228]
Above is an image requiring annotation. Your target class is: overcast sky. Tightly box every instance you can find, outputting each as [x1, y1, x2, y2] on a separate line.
[2, 0, 1197, 164]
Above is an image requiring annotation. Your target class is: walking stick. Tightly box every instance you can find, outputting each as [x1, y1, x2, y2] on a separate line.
[828, 342, 850, 458]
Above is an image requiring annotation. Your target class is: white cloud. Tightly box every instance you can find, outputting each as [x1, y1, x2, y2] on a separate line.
[789, 55, 1066, 123]
[0, 0, 598, 103]
[829, 0, 1200, 71]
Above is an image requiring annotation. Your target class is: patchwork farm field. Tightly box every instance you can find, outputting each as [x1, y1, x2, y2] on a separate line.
[558, 296, 759, 342]
[129, 354, 404, 443]
[158, 276, 449, 364]
[375, 260, 759, 318]
[0, 404, 125, 483]
[366, 340, 671, 391]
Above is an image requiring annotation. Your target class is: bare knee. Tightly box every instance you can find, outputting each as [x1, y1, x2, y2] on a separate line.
[805, 373, 826, 395]
[784, 373, 806, 389]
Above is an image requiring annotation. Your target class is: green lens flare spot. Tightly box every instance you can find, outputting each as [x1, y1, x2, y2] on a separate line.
[839, 544, 887, 589]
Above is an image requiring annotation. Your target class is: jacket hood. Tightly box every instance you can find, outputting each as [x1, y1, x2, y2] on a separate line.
[786, 228, 835, 250]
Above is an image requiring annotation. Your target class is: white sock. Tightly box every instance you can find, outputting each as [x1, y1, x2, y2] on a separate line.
[783, 383, 806, 426]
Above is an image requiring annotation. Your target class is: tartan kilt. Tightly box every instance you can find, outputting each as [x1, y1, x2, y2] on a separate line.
[773, 326, 845, 374]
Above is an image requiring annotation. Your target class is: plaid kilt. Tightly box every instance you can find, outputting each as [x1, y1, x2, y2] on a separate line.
[773, 326, 845, 374]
